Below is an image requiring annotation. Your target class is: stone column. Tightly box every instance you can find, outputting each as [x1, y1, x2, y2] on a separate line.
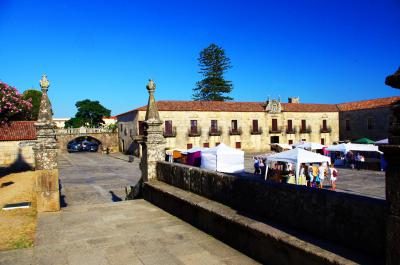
[140, 79, 166, 182]
[33, 74, 60, 212]
[381, 68, 400, 264]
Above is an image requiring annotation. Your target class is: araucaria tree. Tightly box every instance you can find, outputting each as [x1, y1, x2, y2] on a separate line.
[192, 43, 233, 101]
[65, 99, 111, 128]
[0, 81, 32, 125]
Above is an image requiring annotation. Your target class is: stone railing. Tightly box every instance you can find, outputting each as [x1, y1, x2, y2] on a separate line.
[57, 127, 116, 135]
[155, 161, 386, 258]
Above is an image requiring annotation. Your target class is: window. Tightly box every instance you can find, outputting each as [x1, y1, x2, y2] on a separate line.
[138, 121, 145, 135]
[367, 118, 374, 130]
[203, 143, 209, 148]
[236, 142, 241, 149]
[190, 120, 198, 133]
[288, 139, 293, 145]
[322, 120, 327, 131]
[287, 120, 293, 131]
[231, 120, 238, 131]
[272, 119, 278, 131]
[321, 138, 325, 145]
[211, 120, 218, 133]
[345, 119, 350, 131]
[252, 120, 259, 132]
[270, 136, 279, 144]
[187, 143, 193, 149]
[165, 120, 173, 134]
[301, 120, 306, 132]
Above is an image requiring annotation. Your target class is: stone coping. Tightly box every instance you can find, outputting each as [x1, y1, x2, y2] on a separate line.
[144, 180, 382, 265]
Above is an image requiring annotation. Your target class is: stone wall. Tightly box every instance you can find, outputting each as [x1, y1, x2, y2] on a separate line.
[56, 131, 119, 152]
[119, 110, 339, 154]
[339, 107, 392, 141]
[0, 140, 35, 168]
[156, 161, 386, 258]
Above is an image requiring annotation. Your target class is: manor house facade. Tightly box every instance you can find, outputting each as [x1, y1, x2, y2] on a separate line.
[117, 97, 340, 155]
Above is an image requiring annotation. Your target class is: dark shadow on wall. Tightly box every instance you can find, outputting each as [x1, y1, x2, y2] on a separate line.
[59, 179, 68, 208]
[0, 148, 33, 177]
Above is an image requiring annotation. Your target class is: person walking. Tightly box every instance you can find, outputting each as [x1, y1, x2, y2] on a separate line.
[253, 157, 260, 175]
[318, 163, 326, 188]
[329, 164, 338, 190]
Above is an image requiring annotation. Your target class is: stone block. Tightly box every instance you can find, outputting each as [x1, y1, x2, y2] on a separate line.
[35, 169, 60, 212]
[189, 167, 202, 194]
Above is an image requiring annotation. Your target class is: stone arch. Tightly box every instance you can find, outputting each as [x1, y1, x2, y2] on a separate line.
[66, 136, 102, 152]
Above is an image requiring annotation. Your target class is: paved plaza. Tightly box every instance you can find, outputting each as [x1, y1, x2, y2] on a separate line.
[0, 153, 258, 265]
[243, 153, 385, 199]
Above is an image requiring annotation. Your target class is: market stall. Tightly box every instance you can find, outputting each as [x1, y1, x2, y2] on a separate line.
[295, 142, 326, 151]
[181, 147, 205, 167]
[200, 143, 245, 173]
[265, 148, 331, 184]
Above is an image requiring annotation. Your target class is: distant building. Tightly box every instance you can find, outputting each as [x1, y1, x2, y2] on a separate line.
[53, 117, 117, 128]
[116, 98, 339, 155]
[338, 96, 400, 141]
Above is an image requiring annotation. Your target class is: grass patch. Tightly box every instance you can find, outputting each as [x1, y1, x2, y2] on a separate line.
[0, 171, 38, 251]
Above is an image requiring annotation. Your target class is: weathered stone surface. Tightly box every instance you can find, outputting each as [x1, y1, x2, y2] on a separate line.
[155, 161, 386, 258]
[35, 169, 60, 212]
[144, 180, 380, 265]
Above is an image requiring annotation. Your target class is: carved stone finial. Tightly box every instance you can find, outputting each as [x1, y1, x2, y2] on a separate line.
[385, 67, 400, 89]
[39, 74, 50, 90]
[146, 79, 156, 92]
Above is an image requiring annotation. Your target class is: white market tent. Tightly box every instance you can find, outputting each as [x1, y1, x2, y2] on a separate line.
[375, 138, 388, 145]
[200, 143, 245, 173]
[295, 142, 326, 150]
[181, 147, 207, 155]
[264, 148, 331, 184]
[326, 143, 382, 154]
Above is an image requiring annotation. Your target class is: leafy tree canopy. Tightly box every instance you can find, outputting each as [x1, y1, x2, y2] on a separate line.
[22, 89, 42, 121]
[192, 43, 233, 101]
[65, 99, 111, 128]
[0, 82, 32, 125]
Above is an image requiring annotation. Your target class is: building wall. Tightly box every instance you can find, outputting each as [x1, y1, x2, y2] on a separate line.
[0, 140, 36, 168]
[339, 107, 392, 141]
[118, 109, 339, 154]
[118, 111, 139, 155]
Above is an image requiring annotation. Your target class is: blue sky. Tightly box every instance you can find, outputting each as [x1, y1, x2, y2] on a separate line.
[1, 0, 399, 117]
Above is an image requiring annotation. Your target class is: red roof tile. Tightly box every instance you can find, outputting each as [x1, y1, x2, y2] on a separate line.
[337, 96, 400, 111]
[0, 121, 37, 141]
[127, 101, 338, 114]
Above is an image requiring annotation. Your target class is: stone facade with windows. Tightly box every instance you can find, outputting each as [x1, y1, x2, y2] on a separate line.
[338, 96, 400, 141]
[117, 98, 340, 154]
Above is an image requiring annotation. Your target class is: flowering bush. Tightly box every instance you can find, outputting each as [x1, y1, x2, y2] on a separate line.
[0, 81, 33, 125]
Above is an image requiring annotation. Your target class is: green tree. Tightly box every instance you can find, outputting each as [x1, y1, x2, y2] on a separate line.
[65, 99, 111, 128]
[22, 89, 42, 120]
[192, 43, 233, 101]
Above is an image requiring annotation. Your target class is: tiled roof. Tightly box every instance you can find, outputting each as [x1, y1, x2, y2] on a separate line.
[0, 121, 37, 141]
[129, 101, 338, 113]
[337, 96, 400, 111]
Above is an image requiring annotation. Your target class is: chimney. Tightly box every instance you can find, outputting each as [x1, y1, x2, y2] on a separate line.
[288, 97, 300, 104]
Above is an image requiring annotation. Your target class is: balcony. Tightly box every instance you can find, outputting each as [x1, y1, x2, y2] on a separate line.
[300, 126, 312, 134]
[209, 127, 222, 136]
[269, 126, 283, 134]
[188, 126, 201, 137]
[163, 126, 177, 138]
[320, 126, 332, 133]
[229, 127, 242, 136]
[286, 127, 296, 134]
[250, 127, 263, 135]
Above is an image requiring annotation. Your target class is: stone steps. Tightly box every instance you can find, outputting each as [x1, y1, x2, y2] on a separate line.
[143, 180, 382, 265]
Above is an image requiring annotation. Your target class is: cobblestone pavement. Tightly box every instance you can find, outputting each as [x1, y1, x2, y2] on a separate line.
[243, 153, 385, 199]
[0, 152, 258, 265]
[58, 152, 141, 207]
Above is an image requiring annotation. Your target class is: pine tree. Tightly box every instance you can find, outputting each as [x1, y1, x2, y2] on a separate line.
[192, 43, 233, 101]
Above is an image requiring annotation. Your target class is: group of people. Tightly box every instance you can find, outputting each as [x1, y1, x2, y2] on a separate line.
[253, 156, 267, 175]
[345, 151, 365, 170]
[300, 163, 338, 190]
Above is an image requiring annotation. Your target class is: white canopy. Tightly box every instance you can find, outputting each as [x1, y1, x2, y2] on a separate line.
[295, 142, 325, 150]
[375, 138, 388, 145]
[326, 143, 382, 154]
[181, 147, 206, 155]
[265, 148, 331, 184]
[200, 143, 244, 173]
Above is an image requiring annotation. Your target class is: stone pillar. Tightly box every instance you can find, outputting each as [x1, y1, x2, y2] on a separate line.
[33, 74, 60, 212]
[140, 79, 166, 182]
[381, 68, 400, 264]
